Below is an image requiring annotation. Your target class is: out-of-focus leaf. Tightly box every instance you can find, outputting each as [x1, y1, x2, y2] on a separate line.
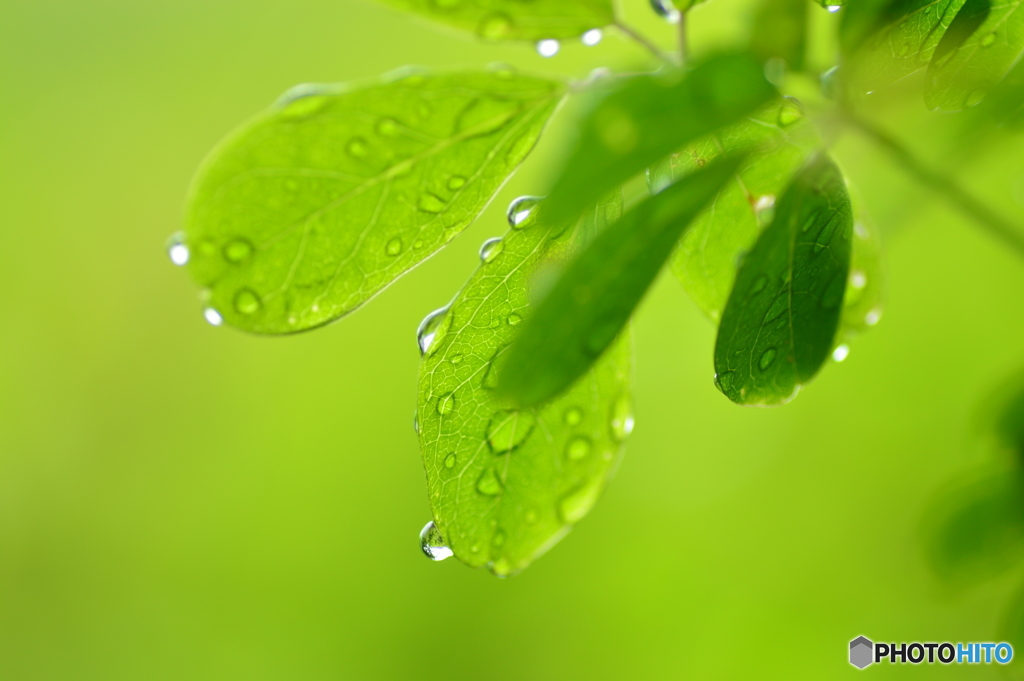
[923, 469, 1024, 585]
[541, 52, 776, 227]
[841, 0, 966, 89]
[977, 50, 1024, 127]
[751, 0, 808, 70]
[834, 196, 886, 351]
[182, 69, 564, 334]
[375, 0, 615, 41]
[714, 154, 853, 406]
[498, 155, 744, 408]
[817, 0, 844, 7]
[664, 98, 819, 322]
[926, 0, 1024, 111]
[417, 197, 632, 577]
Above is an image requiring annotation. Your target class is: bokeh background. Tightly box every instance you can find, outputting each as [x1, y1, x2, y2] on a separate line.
[4, 0, 1024, 678]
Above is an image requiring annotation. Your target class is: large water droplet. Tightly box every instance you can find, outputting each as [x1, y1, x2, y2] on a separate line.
[419, 521, 453, 561]
[479, 237, 504, 263]
[476, 467, 503, 496]
[565, 436, 592, 460]
[649, 0, 681, 23]
[447, 175, 467, 191]
[487, 409, 537, 453]
[224, 239, 253, 263]
[234, 289, 261, 315]
[437, 392, 457, 416]
[559, 479, 601, 524]
[581, 29, 603, 46]
[832, 344, 850, 362]
[418, 193, 447, 214]
[758, 347, 778, 371]
[417, 305, 450, 355]
[536, 39, 560, 58]
[203, 307, 224, 327]
[385, 237, 403, 257]
[507, 196, 542, 228]
[610, 394, 634, 442]
[827, 4, 841, 12]
[478, 13, 513, 39]
[166, 232, 189, 266]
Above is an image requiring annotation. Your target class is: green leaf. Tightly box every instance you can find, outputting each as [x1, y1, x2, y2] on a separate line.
[979, 55, 1024, 128]
[182, 69, 564, 334]
[541, 52, 777, 227]
[750, 0, 808, 71]
[926, 0, 1024, 111]
[498, 155, 745, 408]
[665, 98, 820, 322]
[841, 0, 967, 89]
[374, 0, 614, 41]
[417, 197, 633, 577]
[713, 153, 853, 406]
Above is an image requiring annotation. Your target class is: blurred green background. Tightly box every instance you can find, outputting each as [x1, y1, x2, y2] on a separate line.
[4, 0, 1024, 678]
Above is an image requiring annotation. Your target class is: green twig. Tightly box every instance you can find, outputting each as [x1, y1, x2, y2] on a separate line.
[677, 12, 689, 66]
[614, 22, 672, 64]
[848, 113, 1024, 260]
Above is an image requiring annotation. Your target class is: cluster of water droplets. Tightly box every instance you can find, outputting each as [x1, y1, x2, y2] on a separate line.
[533, 28, 602, 57]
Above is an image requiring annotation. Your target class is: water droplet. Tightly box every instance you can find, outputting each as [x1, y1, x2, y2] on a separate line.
[420, 521, 453, 561]
[417, 305, 450, 355]
[437, 392, 456, 416]
[850, 270, 867, 289]
[559, 479, 602, 524]
[203, 307, 223, 326]
[385, 237, 403, 256]
[982, 32, 997, 47]
[347, 137, 368, 159]
[610, 394, 634, 442]
[854, 222, 869, 240]
[507, 196, 542, 228]
[486, 409, 537, 453]
[966, 89, 987, 108]
[507, 313, 522, 326]
[750, 274, 768, 296]
[376, 117, 399, 136]
[563, 406, 583, 426]
[223, 239, 253, 263]
[536, 39, 560, 58]
[234, 289, 261, 315]
[832, 344, 850, 362]
[714, 370, 735, 393]
[865, 308, 882, 326]
[758, 347, 778, 371]
[566, 436, 592, 460]
[166, 232, 189, 266]
[444, 452, 456, 468]
[476, 467, 503, 496]
[765, 292, 789, 322]
[777, 98, 803, 127]
[479, 237, 503, 264]
[447, 175, 466, 191]
[493, 529, 506, 547]
[478, 13, 513, 39]
[418, 193, 447, 214]
[581, 28, 602, 46]
[754, 194, 776, 225]
[649, 0, 681, 23]
[827, 4, 841, 12]
[450, 353, 463, 364]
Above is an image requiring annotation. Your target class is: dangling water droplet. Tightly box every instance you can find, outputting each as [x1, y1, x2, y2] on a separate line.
[610, 394, 634, 442]
[536, 39, 560, 58]
[758, 347, 778, 371]
[376, 117, 399, 136]
[565, 436, 592, 460]
[479, 237, 504, 263]
[754, 194, 776, 225]
[827, 4, 841, 12]
[850, 270, 867, 289]
[865, 308, 882, 326]
[437, 392, 457, 416]
[563, 406, 583, 426]
[447, 175, 467, 191]
[203, 307, 223, 326]
[419, 521, 453, 561]
[558, 479, 601, 524]
[649, 0, 681, 23]
[444, 452, 457, 468]
[487, 409, 537, 453]
[417, 305, 450, 355]
[234, 289, 261, 315]
[166, 232, 189, 266]
[478, 13, 513, 39]
[832, 344, 850, 362]
[476, 467, 503, 496]
[506, 196, 542, 228]
[581, 29, 603, 46]
[507, 313, 522, 326]
[417, 193, 447, 214]
[714, 370, 735, 393]
[385, 237, 403, 257]
[223, 239, 253, 263]
[413, 410, 419, 434]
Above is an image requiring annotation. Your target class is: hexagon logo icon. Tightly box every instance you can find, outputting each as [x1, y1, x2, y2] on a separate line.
[850, 636, 874, 669]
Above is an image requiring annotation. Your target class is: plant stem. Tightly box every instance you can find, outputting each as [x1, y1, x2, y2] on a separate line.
[677, 13, 689, 66]
[848, 113, 1024, 260]
[615, 22, 672, 64]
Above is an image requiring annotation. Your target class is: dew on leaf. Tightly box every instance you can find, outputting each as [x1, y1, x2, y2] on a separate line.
[222, 239, 253, 263]
[981, 32, 997, 47]
[563, 406, 583, 426]
[413, 410, 420, 434]
[437, 392, 457, 416]
[758, 347, 778, 371]
[493, 529, 506, 547]
[850, 270, 867, 289]
[203, 307, 224, 327]
[827, 4, 841, 12]
[346, 137, 368, 158]
[417, 193, 447, 214]
[385, 237, 403, 256]
[610, 393, 634, 442]
[419, 521, 453, 561]
[507, 313, 522, 326]
[478, 13, 513, 39]
[581, 29, 603, 46]
[777, 98, 803, 127]
[479, 237, 504, 263]
[444, 452, 457, 468]
[536, 39, 560, 58]
[865, 308, 882, 326]
[166, 232, 189, 266]
[833, 344, 850, 362]
[376, 117, 399, 137]
[486, 409, 537, 453]
[476, 467, 503, 496]
[447, 175, 467, 190]
[234, 289, 261, 315]
[559, 479, 602, 524]
[507, 196, 542, 228]
[417, 305, 450, 355]
[566, 436, 592, 460]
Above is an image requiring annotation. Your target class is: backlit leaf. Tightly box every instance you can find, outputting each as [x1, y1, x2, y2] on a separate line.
[417, 196, 632, 576]
[182, 69, 564, 333]
[498, 155, 744, 408]
[540, 52, 777, 227]
[714, 154, 853, 406]
[375, 0, 615, 42]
